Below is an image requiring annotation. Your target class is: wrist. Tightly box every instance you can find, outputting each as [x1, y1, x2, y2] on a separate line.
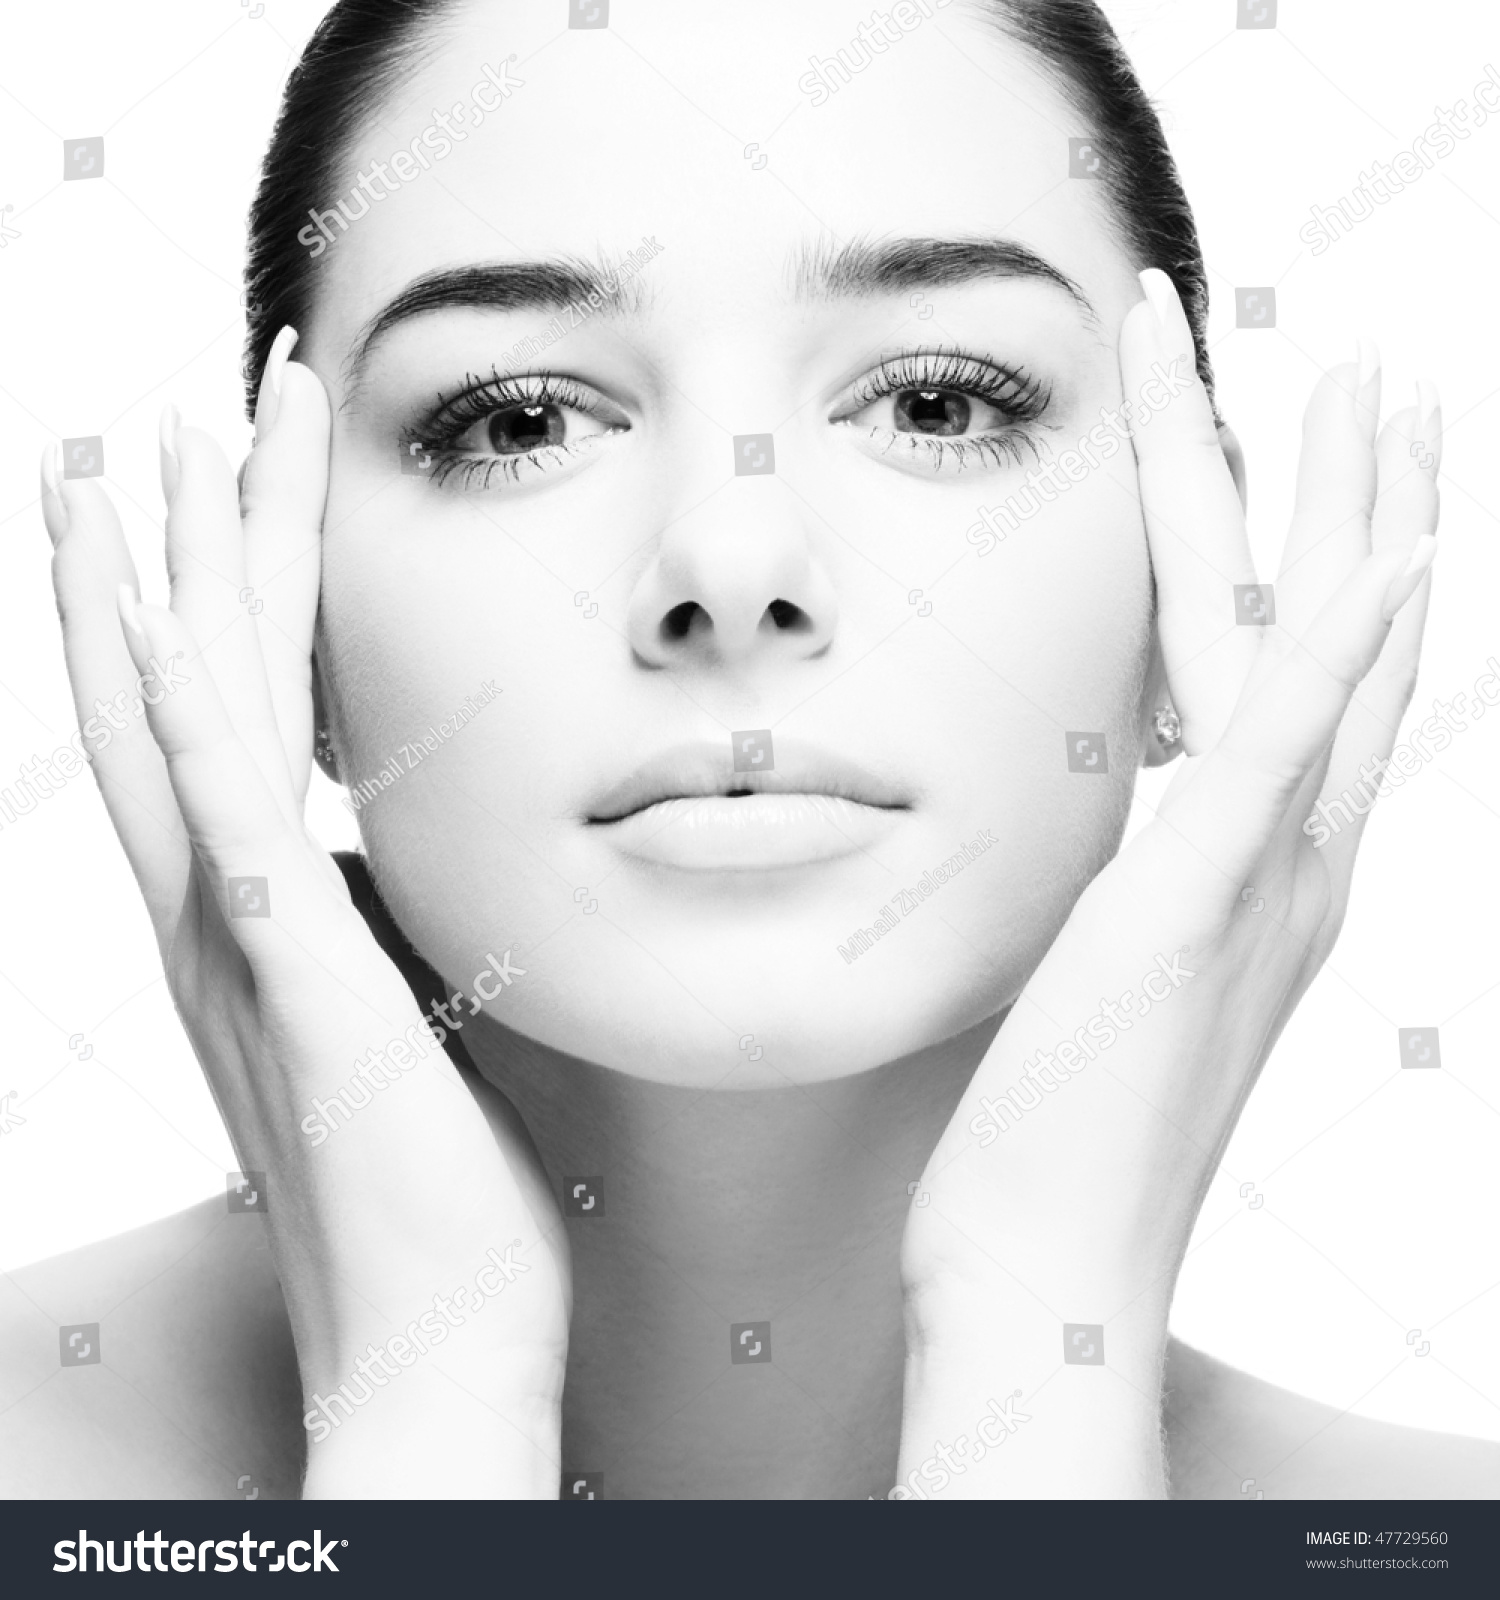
[301, 1349, 563, 1499]
[897, 1269, 1172, 1500]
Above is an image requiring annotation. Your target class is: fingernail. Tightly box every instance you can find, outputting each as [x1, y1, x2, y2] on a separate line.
[253, 324, 300, 444]
[40, 443, 68, 544]
[159, 403, 181, 508]
[1382, 534, 1438, 621]
[117, 583, 145, 639]
[1416, 378, 1442, 479]
[1356, 338, 1380, 392]
[1354, 338, 1381, 446]
[1138, 269, 1195, 364]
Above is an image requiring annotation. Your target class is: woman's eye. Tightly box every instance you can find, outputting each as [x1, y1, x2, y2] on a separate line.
[858, 386, 1015, 438]
[455, 399, 611, 457]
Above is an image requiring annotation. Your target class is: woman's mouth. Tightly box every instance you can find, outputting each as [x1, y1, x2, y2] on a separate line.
[586, 740, 911, 870]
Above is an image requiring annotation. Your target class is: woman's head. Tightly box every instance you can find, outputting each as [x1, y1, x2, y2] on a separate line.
[245, 0, 1217, 1085]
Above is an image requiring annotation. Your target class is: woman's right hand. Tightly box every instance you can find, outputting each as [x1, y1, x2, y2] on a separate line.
[39, 332, 569, 1498]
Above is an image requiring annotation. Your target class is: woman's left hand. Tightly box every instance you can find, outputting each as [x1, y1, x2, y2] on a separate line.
[897, 270, 1441, 1497]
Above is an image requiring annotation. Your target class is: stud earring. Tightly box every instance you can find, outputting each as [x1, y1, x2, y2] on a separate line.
[1153, 705, 1182, 750]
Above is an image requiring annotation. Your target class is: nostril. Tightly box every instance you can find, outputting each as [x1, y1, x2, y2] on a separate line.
[661, 601, 701, 641]
[766, 598, 810, 632]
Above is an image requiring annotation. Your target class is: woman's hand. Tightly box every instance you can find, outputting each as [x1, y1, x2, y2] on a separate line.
[898, 271, 1441, 1497]
[39, 331, 569, 1498]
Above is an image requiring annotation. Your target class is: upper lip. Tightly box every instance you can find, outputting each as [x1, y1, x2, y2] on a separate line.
[585, 740, 912, 823]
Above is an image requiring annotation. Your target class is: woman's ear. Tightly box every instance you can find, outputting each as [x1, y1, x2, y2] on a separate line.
[311, 651, 342, 784]
[1218, 420, 1248, 512]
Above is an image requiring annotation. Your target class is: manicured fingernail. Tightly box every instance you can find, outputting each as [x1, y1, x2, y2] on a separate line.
[117, 583, 145, 639]
[1356, 338, 1380, 392]
[1416, 378, 1442, 479]
[1141, 269, 1176, 326]
[1354, 339, 1381, 446]
[159, 403, 181, 508]
[253, 324, 300, 444]
[40, 443, 68, 544]
[1138, 269, 1195, 364]
[1382, 534, 1438, 621]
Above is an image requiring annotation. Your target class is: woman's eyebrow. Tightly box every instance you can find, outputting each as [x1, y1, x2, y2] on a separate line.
[345, 255, 650, 387]
[793, 236, 1097, 320]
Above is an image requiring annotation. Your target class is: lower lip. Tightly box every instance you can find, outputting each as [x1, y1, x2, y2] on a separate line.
[595, 793, 906, 871]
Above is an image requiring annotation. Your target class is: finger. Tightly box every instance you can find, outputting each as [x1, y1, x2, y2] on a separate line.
[42, 446, 190, 937]
[1122, 270, 1260, 754]
[113, 589, 359, 974]
[239, 330, 329, 803]
[1155, 534, 1436, 893]
[1272, 345, 1380, 637]
[1223, 352, 1385, 829]
[1313, 390, 1441, 873]
[162, 409, 298, 821]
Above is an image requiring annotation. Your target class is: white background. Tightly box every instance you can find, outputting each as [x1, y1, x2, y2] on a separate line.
[0, 0, 1497, 1443]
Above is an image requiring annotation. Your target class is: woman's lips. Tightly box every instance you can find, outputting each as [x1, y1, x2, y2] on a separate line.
[587, 741, 910, 870]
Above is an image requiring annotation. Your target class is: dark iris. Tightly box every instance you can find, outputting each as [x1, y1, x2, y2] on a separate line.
[486, 403, 565, 454]
[893, 388, 970, 436]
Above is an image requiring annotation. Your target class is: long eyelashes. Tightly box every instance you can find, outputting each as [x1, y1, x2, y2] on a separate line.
[836, 347, 1053, 472]
[406, 368, 625, 489]
[843, 348, 1051, 422]
[874, 430, 1042, 473]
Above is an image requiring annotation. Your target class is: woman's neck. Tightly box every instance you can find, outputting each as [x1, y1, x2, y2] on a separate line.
[465, 1010, 1003, 1498]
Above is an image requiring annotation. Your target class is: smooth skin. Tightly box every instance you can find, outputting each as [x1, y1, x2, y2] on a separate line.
[8, 0, 1497, 1498]
[16, 296, 1481, 1500]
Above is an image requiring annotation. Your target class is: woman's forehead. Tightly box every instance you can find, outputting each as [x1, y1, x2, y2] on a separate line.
[311, 0, 1133, 352]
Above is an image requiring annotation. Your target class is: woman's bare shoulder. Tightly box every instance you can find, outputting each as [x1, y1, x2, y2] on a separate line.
[0, 1199, 303, 1500]
[1165, 1338, 1500, 1500]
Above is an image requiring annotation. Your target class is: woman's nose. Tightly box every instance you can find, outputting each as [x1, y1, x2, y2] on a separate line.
[626, 478, 838, 670]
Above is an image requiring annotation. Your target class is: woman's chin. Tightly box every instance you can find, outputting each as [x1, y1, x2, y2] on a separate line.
[472, 949, 1017, 1088]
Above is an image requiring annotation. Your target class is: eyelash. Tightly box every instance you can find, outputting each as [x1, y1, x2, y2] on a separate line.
[408, 370, 623, 491]
[837, 349, 1052, 472]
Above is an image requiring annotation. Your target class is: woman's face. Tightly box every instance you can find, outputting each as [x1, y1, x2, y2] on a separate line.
[306, 0, 1157, 1085]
